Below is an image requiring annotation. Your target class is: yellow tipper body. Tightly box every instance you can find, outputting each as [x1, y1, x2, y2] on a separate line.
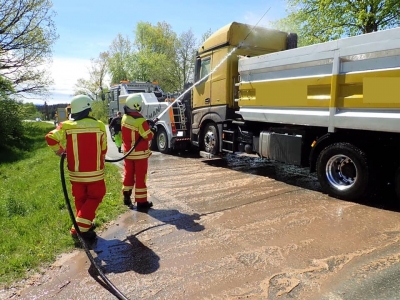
[238, 27, 400, 133]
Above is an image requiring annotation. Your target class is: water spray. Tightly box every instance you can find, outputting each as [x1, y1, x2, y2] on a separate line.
[153, 7, 271, 124]
[153, 46, 238, 123]
[57, 9, 272, 300]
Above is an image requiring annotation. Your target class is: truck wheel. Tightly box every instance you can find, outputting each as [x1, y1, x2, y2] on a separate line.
[202, 123, 219, 154]
[157, 127, 170, 154]
[150, 136, 158, 151]
[316, 142, 374, 201]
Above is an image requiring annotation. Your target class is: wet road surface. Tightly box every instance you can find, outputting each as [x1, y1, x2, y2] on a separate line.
[2, 138, 400, 299]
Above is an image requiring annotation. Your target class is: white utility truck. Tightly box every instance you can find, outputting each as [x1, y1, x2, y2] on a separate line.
[107, 80, 166, 119]
[119, 92, 191, 153]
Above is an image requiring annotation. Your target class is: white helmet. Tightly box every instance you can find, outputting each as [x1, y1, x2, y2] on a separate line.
[125, 94, 143, 112]
[70, 95, 92, 114]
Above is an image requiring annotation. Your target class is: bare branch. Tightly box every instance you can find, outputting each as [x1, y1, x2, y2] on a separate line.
[0, 0, 58, 97]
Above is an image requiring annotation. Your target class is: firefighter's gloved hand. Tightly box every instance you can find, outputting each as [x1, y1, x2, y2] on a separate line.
[150, 126, 157, 134]
[147, 119, 155, 127]
[55, 147, 65, 157]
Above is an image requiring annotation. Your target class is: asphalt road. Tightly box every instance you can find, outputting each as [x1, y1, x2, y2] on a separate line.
[2, 130, 400, 300]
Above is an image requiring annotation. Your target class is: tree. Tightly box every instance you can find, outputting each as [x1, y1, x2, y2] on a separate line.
[274, 0, 400, 46]
[21, 102, 40, 119]
[176, 29, 198, 88]
[0, 97, 24, 148]
[200, 28, 213, 44]
[0, 0, 59, 98]
[92, 52, 109, 101]
[134, 21, 176, 56]
[131, 21, 180, 92]
[0, 75, 14, 96]
[0, 76, 24, 148]
[73, 52, 110, 121]
[90, 99, 109, 123]
[105, 22, 217, 93]
[74, 52, 109, 101]
[107, 34, 132, 84]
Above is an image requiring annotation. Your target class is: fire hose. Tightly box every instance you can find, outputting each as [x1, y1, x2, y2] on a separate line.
[58, 85, 208, 296]
[58, 11, 271, 296]
[58, 22, 261, 294]
[60, 133, 146, 300]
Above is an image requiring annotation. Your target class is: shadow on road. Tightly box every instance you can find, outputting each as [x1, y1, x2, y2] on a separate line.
[91, 236, 160, 275]
[87, 235, 160, 299]
[146, 208, 205, 232]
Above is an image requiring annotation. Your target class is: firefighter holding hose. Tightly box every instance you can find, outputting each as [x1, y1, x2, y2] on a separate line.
[45, 95, 107, 241]
[121, 93, 156, 211]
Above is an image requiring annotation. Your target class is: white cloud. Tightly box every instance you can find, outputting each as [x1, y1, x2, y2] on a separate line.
[47, 56, 92, 104]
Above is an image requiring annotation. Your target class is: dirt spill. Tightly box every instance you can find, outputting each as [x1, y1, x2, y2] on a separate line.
[2, 150, 400, 299]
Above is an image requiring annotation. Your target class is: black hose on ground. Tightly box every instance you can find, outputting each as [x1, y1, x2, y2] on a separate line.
[59, 128, 153, 297]
[60, 153, 130, 300]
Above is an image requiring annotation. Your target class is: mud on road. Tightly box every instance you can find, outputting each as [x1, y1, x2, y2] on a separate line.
[3, 150, 400, 300]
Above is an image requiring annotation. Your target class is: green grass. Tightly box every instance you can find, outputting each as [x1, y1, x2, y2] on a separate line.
[0, 122, 125, 287]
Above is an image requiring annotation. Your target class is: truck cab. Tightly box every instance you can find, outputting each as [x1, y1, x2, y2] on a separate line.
[191, 22, 297, 154]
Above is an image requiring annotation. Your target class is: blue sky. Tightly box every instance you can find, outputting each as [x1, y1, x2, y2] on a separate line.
[42, 0, 288, 105]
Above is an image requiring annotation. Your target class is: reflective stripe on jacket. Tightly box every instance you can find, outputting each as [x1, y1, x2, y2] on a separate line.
[121, 112, 154, 160]
[45, 118, 107, 182]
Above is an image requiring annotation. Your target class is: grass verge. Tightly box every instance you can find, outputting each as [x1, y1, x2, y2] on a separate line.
[0, 122, 125, 287]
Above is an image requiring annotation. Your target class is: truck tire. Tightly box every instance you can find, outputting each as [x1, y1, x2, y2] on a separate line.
[202, 123, 219, 155]
[150, 136, 158, 151]
[156, 127, 171, 154]
[316, 142, 375, 201]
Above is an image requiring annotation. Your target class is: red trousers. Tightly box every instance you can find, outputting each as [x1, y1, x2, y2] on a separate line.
[70, 180, 106, 233]
[123, 158, 149, 203]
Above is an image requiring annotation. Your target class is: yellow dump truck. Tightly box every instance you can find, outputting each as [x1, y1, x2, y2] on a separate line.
[55, 105, 71, 126]
[191, 21, 400, 201]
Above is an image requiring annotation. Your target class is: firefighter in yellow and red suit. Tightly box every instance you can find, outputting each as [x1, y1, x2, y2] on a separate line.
[45, 95, 107, 241]
[121, 93, 156, 212]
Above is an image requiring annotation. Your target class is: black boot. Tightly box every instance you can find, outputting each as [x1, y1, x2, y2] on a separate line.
[71, 229, 97, 241]
[118, 147, 121, 153]
[136, 201, 153, 212]
[81, 230, 97, 240]
[123, 190, 132, 206]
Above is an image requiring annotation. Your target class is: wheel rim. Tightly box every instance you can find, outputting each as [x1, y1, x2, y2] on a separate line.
[204, 127, 216, 153]
[158, 132, 167, 150]
[326, 154, 357, 191]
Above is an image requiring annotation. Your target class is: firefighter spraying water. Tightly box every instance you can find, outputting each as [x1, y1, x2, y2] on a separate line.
[45, 18, 291, 299]
[121, 94, 157, 211]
